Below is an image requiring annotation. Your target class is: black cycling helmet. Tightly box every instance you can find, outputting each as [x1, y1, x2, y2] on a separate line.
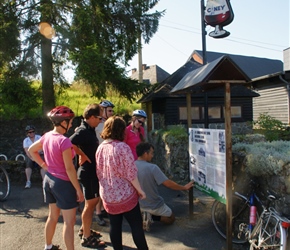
[132, 109, 147, 118]
[100, 100, 115, 108]
[25, 125, 35, 131]
[47, 106, 75, 124]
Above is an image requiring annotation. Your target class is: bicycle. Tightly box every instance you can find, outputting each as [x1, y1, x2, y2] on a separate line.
[0, 154, 11, 201]
[212, 181, 290, 249]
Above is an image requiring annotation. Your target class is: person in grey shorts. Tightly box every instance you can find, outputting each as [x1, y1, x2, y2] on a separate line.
[28, 106, 84, 250]
[135, 142, 194, 231]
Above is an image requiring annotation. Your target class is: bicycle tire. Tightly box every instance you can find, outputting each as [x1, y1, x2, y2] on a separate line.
[249, 214, 287, 250]
[15, 154, 25, 161]
[0, 166, 10, 201]
[211, 195, 250, 244]
[0, 154, 7, 161]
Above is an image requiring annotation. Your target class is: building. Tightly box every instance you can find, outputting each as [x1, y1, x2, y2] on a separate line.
[130, 64, 170, 84]
[138, 50, 289, 132]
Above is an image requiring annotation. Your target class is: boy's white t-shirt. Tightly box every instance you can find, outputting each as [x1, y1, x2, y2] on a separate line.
[23, 134, 42, 149]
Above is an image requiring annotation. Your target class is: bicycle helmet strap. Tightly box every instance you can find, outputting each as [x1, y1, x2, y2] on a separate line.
[59, 120, 70, 133]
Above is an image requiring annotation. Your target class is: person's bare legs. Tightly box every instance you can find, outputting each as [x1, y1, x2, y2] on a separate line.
[95, 198, 103, 215]
[25, 167, 32, 182]
[62, 207, 77, 250]
[95, 198, 106, 225]
[82, 197, 99, 238]
[45, 204, 60, 246]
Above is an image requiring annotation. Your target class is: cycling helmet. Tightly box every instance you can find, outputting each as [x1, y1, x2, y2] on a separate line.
[25, 125, 35, 131]
[100, 100, 115, 108]
[47, 106, 75, 124]
[132, 109, 147, 118]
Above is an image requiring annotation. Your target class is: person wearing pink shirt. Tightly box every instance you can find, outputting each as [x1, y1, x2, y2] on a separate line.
[28, 106, 84, 250]
[96, 116, 149, 250]
[124, 109, 147, 160]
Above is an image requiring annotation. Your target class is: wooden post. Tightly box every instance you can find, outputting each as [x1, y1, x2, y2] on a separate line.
[186, 92, 194, 216]
[225, 82, 232, 250]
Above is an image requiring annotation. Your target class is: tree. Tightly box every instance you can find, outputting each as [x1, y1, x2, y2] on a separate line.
[0, 0, 164, 115]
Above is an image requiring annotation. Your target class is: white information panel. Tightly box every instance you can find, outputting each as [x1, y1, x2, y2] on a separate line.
[189, 128, 226, 204]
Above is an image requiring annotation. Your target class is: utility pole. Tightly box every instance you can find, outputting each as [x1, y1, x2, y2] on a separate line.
[138, 32, 143, 83]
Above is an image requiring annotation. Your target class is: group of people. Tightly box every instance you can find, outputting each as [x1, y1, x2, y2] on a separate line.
[26, 101, 194, 250]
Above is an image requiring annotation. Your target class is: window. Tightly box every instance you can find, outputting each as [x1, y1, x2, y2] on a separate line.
[208, 107, 221, 119]
[179, 105, 242, 120]
[179, 107, 200, 120]
[230, 106, 242, 118]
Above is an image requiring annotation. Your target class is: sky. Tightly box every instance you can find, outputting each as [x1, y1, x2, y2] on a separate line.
[125, 0, 290, 76]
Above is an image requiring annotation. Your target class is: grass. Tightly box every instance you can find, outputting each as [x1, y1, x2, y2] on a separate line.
[55, 82, 141, 117]
[0, 81, 142, 119]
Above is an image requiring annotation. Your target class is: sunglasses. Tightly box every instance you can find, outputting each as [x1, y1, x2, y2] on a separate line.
[27, 131, 35, 134]
[95, 116, 103, 121]
[107, 110, 114, 113]
[137, 119, 144, 125]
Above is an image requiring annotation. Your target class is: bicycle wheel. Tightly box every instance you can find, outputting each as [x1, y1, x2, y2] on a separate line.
[212, 195, 249, 244]
[0, 166, 10, 201]
[249, 214, 286, 250]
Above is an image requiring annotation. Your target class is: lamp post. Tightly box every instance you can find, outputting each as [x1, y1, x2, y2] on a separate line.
[201, 0, 207, 65]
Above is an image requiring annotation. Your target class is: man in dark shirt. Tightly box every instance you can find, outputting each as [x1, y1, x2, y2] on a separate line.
[70, 103, 105, 248]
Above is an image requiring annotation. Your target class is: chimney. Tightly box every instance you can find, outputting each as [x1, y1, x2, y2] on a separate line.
[131, 68, 137, 74]
[142, 64, 147, 71]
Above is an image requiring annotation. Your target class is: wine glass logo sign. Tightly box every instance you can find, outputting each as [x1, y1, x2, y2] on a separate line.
[38, 22, 56, 39]
[204, 0, 234, 38]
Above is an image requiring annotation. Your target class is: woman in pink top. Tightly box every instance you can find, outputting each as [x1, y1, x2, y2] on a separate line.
[96, 116, 148, 250]
[28, 106, 84, 250]
[124, 109, 147, 160]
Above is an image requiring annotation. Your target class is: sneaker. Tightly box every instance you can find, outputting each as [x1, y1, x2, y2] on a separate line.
[44, 244, 61, 250]
[142, 211, 153, 232]
[96, 214, 106, 226]
[25, 181, 31, 189]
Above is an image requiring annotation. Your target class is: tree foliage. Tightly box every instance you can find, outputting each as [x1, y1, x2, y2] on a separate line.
[0, 0, 164, 113]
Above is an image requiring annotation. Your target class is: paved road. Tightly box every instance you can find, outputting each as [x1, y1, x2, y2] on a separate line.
[0, 182, 249, 250]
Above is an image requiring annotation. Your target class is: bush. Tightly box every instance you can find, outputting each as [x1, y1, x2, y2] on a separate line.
[233, 141, 290, 176]
[253, 113, 290, 141]
[158, 125, 188, 145]
[232, 133, 266, 144]
[0, 77, 41, 119]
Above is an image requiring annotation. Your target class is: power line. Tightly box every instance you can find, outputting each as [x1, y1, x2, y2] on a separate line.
[155, 34, 189, 57]
[160, 20, 287, 49]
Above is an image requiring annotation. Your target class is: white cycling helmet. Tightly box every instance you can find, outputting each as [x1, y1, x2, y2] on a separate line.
[100, 100, 115, 108]
[133, 109, 147, 118]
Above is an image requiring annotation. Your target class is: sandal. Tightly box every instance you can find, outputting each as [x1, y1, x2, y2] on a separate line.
[78, 228, 102, 239]
[81, 235, 106, 248]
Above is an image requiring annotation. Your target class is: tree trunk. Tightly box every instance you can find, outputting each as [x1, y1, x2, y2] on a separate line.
[41, 36, 55, 115]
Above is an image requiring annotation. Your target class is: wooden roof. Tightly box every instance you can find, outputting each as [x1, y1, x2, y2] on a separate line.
[138, 50, 281, 103]
[171, 56, 251, 94]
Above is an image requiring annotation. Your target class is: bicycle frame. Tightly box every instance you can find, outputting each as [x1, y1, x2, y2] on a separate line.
[235, 191, 290, 250]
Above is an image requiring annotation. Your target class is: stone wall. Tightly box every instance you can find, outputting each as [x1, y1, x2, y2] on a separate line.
[2, 118, 290, 217]
[148, 132, 189, 183]
[148, 129, 290, 217]
[0, 117, 82, 159]
[0, 117, 82, 183]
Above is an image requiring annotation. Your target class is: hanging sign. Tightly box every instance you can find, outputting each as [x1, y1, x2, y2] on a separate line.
[204, 0, 234, 38]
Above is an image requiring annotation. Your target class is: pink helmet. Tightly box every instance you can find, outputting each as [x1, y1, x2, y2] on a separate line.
[47, 106, 75, 123]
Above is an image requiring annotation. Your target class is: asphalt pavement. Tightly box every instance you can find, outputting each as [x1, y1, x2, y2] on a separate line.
[0, 181, 249, 250]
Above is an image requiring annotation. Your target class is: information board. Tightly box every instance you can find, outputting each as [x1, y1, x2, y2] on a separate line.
[189, 128, 226, 203]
